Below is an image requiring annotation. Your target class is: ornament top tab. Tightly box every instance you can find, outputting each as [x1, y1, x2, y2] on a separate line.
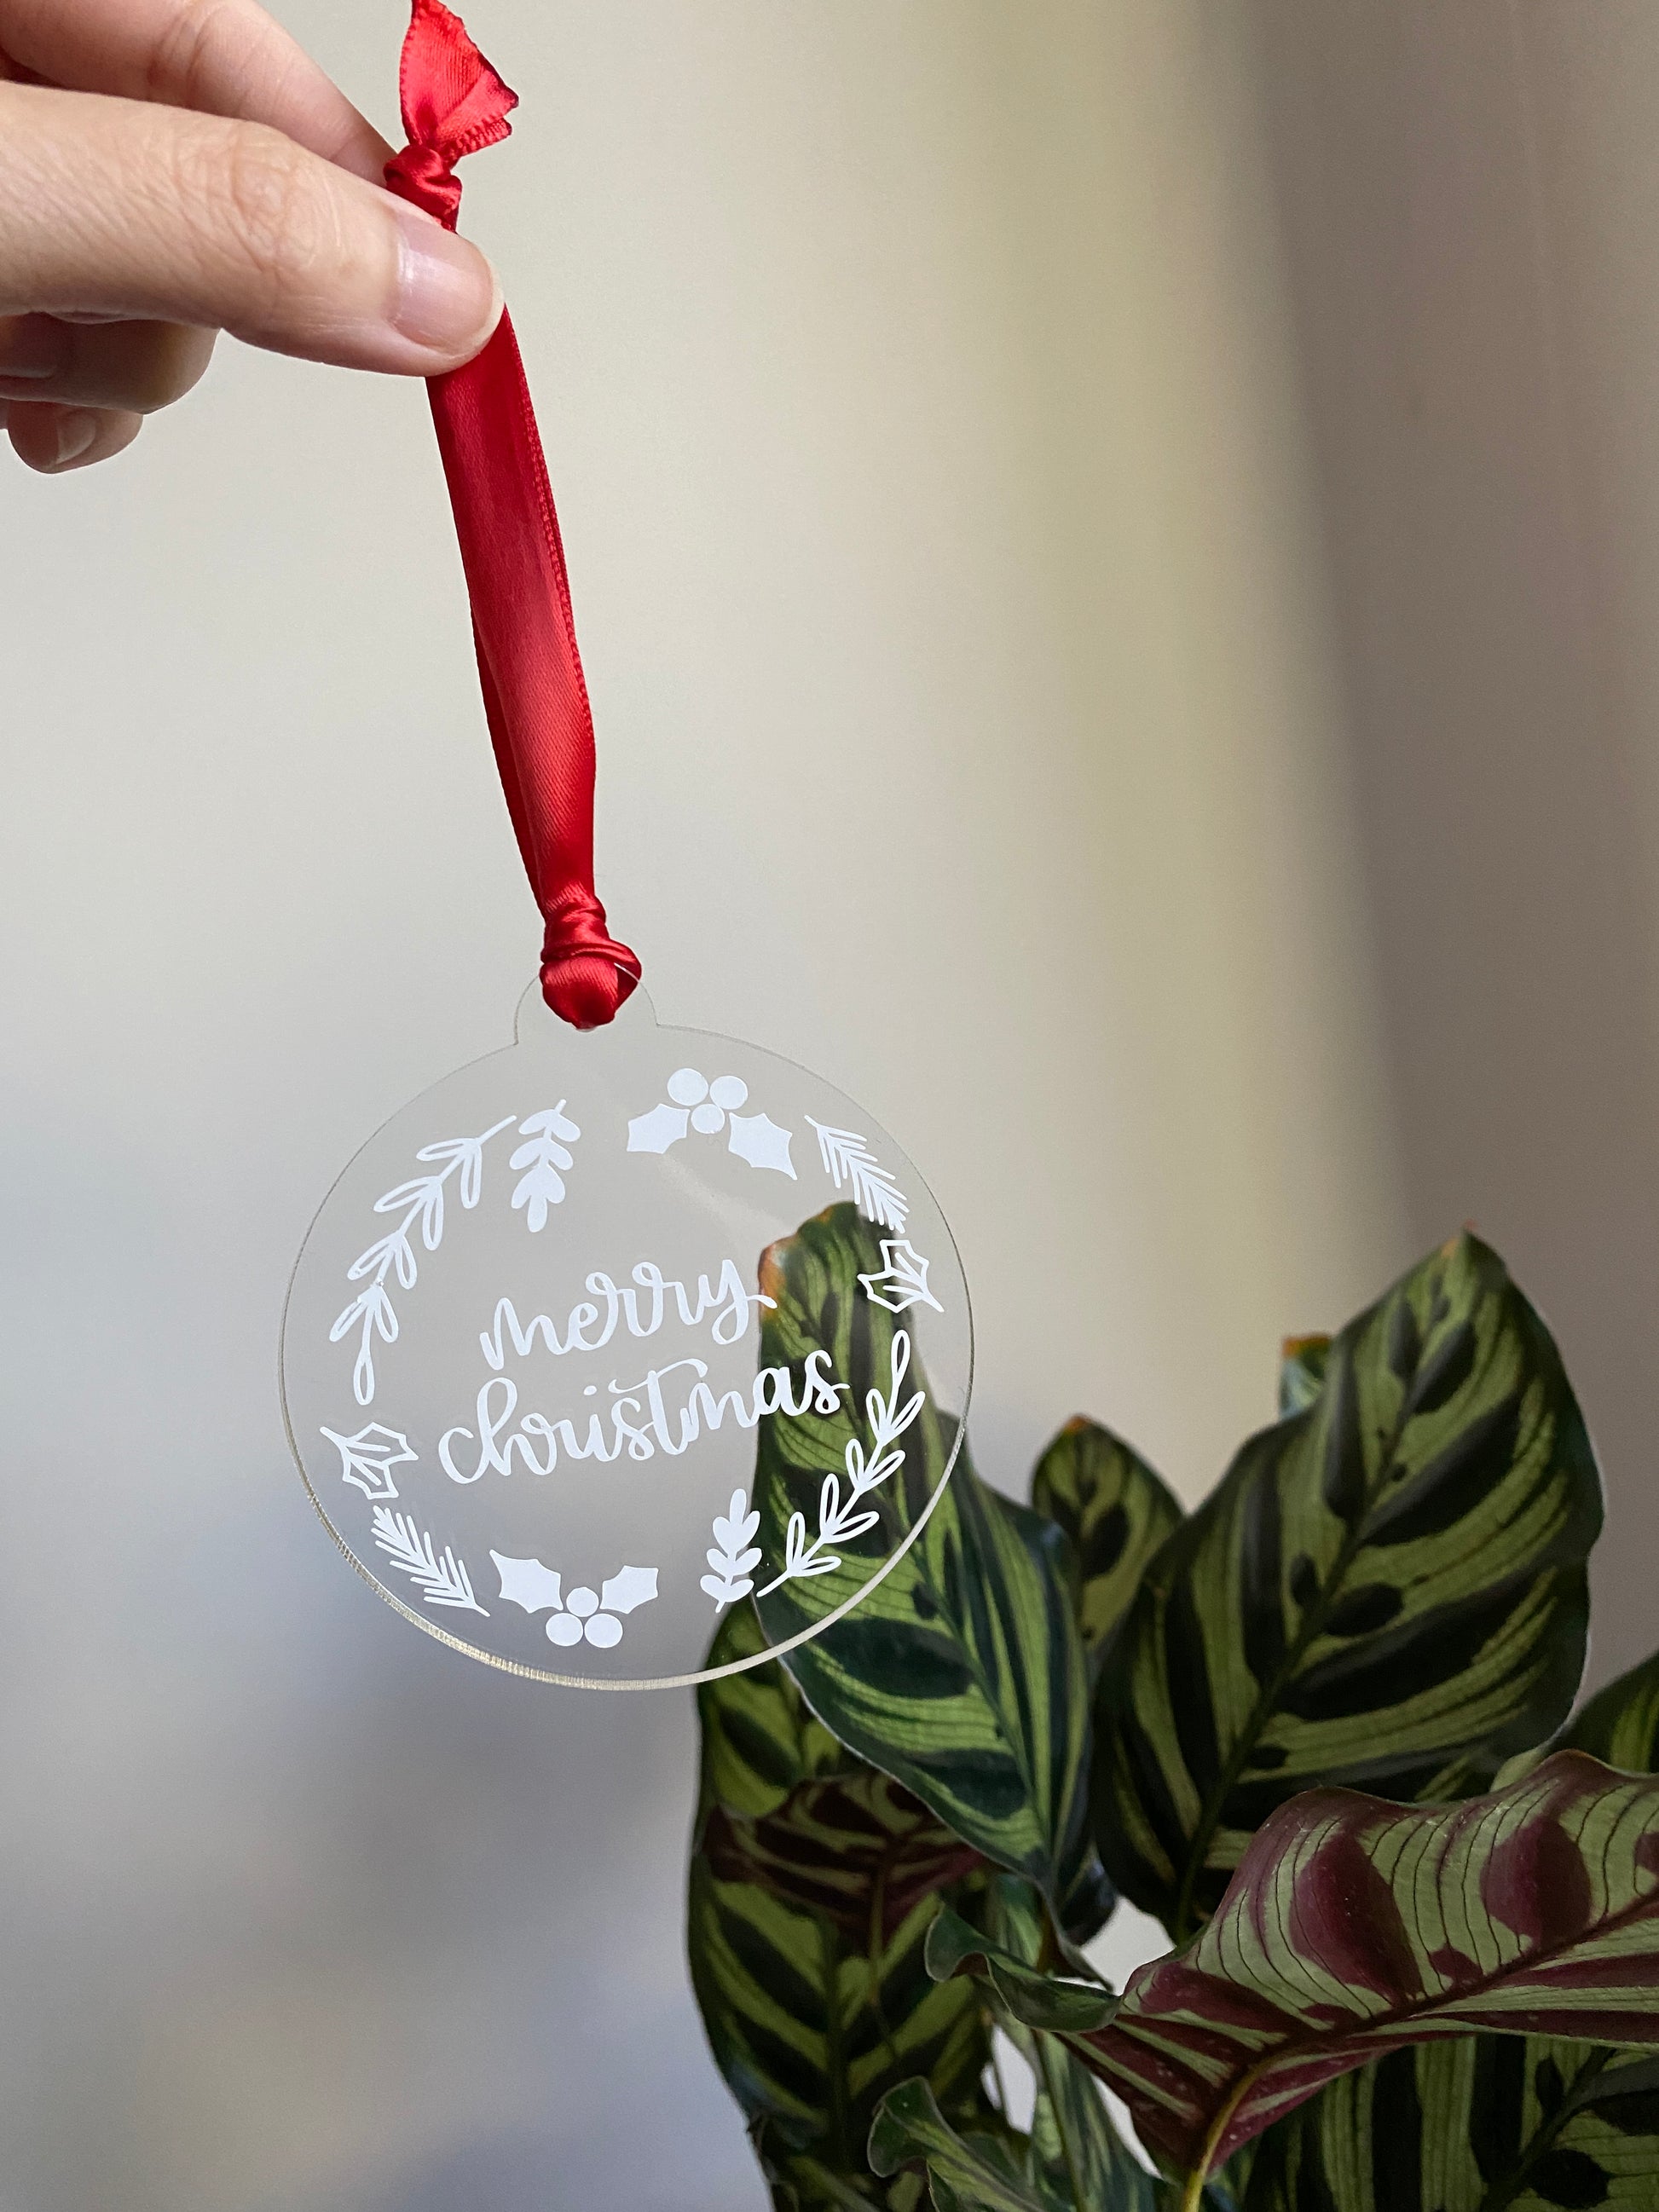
[281, 988, 972, 1687]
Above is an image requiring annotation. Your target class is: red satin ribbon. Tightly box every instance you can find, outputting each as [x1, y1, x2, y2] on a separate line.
[384, 0, 639, 1029]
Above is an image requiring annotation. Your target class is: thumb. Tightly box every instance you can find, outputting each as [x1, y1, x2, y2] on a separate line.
[0, 81, 501, 373]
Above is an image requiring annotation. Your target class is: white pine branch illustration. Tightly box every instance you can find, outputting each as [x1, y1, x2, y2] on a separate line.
[806, 1118, 910, 1233]
[757, 1331, 923, 1596]
[702, 1488, 763, 1610]
[331, 1116, 514, 1404]
[370, 1507, 488, 1615]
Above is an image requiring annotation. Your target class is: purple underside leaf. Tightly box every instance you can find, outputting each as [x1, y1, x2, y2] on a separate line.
[1078, 1751, 1659, 2181]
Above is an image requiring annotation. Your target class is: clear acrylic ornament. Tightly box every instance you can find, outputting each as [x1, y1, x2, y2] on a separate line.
[282, 986, 973, 1687]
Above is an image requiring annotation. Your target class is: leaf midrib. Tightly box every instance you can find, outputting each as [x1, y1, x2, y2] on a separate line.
[1153, 1877, 1659, 2169]
[1171, 1367, 1419, 1940]
[1475, 2044, 1612, 2212]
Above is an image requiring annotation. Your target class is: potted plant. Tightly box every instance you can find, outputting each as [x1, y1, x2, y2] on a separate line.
[689, 1210, 1659, 2209]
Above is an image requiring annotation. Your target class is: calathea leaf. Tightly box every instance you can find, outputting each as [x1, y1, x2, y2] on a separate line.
[690, 1603, 995, 2204]
[696, 1597, 853, 1822]
[1240, 2040, 1659, 2212]
[704, 1772, 985, 1943]
[1074, 1753, 1659, 2188]
[1559, 1648, 1659, 1775]
[1093, 1233, 1603, 1938]
[926, 1903, 1119, 2036]
[943, 1874, 1159, 2212]
[1027, 2037, 1161, 2212]
[1245, 1637, 1659, 2212]
[870, 2081, 1049, 2212]
[1277, 1337, 1331, 1419]
[1030, 1419, 1184, 1668]
[753, 1206, 1099, 1932]
[689, 1840, 994, 2184]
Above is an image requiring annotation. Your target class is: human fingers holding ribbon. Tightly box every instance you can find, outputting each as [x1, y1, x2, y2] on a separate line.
[0, 0, 502, 473]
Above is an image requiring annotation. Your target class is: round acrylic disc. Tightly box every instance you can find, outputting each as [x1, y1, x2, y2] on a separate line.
[281, 986, 972, 1687]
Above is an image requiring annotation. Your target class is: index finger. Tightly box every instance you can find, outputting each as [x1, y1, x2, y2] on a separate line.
[0, 0, 390, 177]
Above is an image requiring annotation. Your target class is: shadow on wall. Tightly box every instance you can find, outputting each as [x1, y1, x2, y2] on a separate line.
[1245, 3, 1659, 1680]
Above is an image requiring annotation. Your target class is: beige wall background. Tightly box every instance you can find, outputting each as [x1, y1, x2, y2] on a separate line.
[0, 4, 1651, 2206]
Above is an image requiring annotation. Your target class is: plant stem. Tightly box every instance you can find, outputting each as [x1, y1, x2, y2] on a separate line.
[1477, 2047, 1612, 2212]
[820, 1918, 852, 2168]
[1035, 2033, 1090, 2212]
[1178, 2067, 1255, 2212]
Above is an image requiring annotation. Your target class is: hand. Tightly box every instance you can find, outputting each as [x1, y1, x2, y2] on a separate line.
[0, 0, 501, 473]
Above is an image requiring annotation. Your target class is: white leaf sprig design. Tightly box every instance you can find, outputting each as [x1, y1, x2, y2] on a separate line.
[510, 1103, 581, 1232]
[806, 1119, 910, 1233]
[702, 1488, 762, 1611]
[371, 1507, 488, 1615]
[757, 1332, 923, 1597]
[331, 1116, 515, 1405]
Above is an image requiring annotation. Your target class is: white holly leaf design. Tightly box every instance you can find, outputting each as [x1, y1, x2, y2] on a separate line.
[371, 1509, 488, 1614]
[701, 1489, 763, 1610]
[319, 1421, 415, 1501]
[627, 1101, 690, 1155]
[489, 1551, 565, 1614]
[598, 1564, 660, 1615]
[858, 1237, 944, 1316]
[726, 1112, 796, 1177]
[511, 1102, 581, 1231]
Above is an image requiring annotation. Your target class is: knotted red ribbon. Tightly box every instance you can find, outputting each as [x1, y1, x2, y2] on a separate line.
[385, 0, 639, 1029]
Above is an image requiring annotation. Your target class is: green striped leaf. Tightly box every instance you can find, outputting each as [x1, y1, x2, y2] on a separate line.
[1075, 1753, 1659, 2189]
[1561, 1651, 1659, 1775]
[926, 1903, 1118, 2036]
[1240, 2041, 1659, 2211]
[689, 1860, 993, 2189]
[1092, 1233, 1603, 1939]
[691, 1601, 997, 2204]
[1028, 2037, 1161, 2212]
[870, 2082, 1048, 2212]
[949, 1874, 1160, 2212]
[697, 1599, 853, 1821]
[753, 1207, 1098, 1926]
[1031, 1420, 1184, 1668]
[866, 1971, 1158, 2211]
[704, 1772, 985, 1941]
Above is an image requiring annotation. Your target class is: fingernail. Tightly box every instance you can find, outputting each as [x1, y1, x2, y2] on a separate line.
[391, 204, 502, 358]
[51, 410, 99, 469]
[0, 313, 67, 382]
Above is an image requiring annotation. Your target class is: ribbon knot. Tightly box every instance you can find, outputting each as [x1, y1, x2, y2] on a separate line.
[390, 0, 517, 228]
[540, 894, 644, 1031]
[384, 0, 639, 1029]
[383, 141, 464, 228]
